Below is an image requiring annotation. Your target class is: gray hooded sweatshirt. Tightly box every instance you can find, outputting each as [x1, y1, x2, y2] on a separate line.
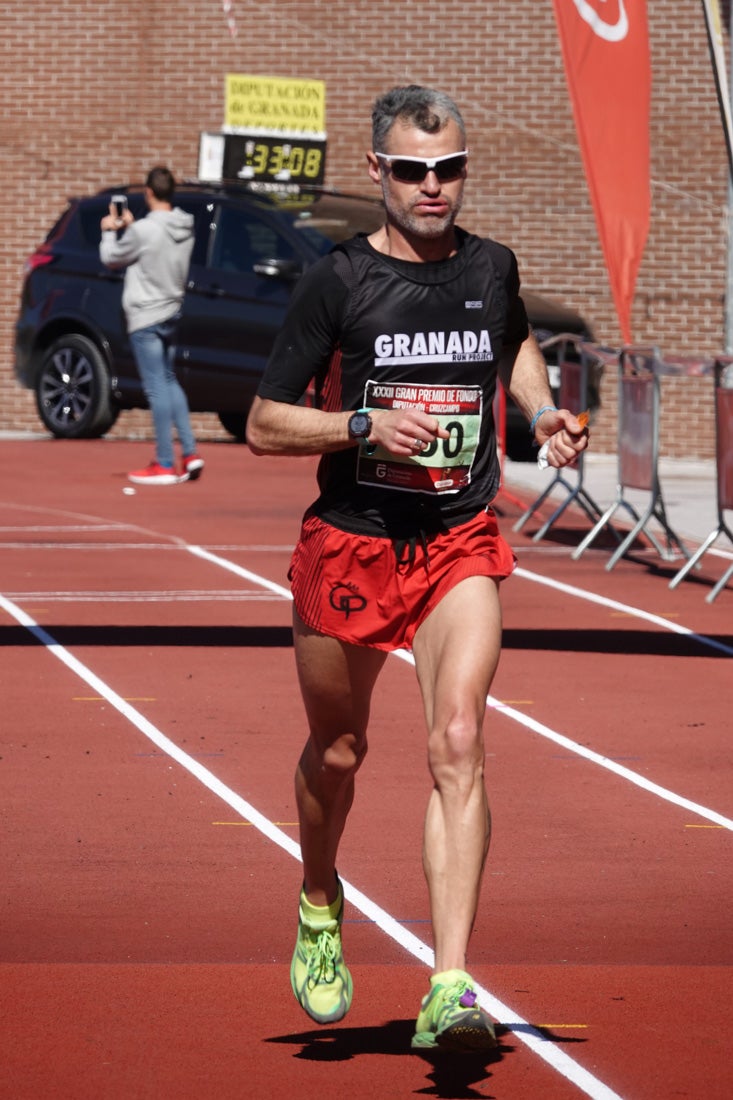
[100, 207, 194, 334]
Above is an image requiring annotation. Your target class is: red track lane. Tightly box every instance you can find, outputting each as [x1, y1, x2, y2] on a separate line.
[1, 439, 731, 1100]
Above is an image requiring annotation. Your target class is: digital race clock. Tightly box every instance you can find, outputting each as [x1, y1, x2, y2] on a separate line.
[222, 134, 326, 185]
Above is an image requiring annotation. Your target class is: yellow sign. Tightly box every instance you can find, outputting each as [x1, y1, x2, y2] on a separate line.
[225, 75, 326, 134]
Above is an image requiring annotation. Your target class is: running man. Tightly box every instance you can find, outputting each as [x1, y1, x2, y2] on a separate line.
[246, 85, 588, 1052]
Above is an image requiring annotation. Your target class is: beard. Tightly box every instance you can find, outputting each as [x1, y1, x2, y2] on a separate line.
[382, 188, 463, 239]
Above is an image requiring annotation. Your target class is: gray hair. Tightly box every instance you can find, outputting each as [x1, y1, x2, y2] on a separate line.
[371, 85, 466, 152]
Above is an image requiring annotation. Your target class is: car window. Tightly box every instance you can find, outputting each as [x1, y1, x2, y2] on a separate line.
[290, 220, 344, 256]
[175, 197, 215, 266]
[288, 198, 384, 252]
[209, 205, 298, 274]
[77, 200, 113, 249]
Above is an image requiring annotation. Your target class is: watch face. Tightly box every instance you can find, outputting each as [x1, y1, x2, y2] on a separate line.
[348, 412, 371, 439]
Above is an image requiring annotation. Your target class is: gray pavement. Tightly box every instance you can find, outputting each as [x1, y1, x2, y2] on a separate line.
[503, 453, 725, 550]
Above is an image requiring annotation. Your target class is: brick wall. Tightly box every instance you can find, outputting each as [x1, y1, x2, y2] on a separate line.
[0, 0, 728, 457]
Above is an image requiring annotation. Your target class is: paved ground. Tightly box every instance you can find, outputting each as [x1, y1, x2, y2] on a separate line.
[503, 453, 721, 547]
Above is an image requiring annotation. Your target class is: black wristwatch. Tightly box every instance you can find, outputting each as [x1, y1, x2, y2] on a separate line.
[347, 410, 372, 441]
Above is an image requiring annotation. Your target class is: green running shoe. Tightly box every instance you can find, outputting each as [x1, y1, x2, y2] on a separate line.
[290, 881, 353, 1024]
[412, 969, 497, 1052]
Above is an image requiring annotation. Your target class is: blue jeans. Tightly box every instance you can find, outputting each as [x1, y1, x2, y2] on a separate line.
[129, 314, 196, 468]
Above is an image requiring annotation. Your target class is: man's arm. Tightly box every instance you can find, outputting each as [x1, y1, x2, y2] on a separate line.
[246, 397, 355, 457]
[99, 205, 141, 269]
[498, 332, 589, 467]
[246, 396, 449, 458]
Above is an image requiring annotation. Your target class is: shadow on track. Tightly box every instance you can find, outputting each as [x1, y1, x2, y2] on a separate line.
[266, 1019, 586, 1099]
[0, 624, 294, 648]
[3, 623, 732, 657]
[501, 627, 733, 658]
[266, 1017, 509, 1099]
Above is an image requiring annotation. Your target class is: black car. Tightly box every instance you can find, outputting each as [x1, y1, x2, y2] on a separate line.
[14, 180, 594, 452]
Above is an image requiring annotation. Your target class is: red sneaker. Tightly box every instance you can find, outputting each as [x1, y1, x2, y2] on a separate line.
[128, 462, 181, 486]
[182, 454, 205, 481]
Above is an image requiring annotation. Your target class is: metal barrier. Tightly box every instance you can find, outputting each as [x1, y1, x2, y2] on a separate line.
[513, 335, 605, 540]
[572, 347, 691, 569]
[668, 357, 733, 601]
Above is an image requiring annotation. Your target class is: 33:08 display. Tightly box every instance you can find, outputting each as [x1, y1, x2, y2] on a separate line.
[245, 142, 323, 179]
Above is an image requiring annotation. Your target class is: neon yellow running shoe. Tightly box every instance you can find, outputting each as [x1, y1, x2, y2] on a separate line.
[412, 969, 497, 1052]
[290, 881, 353, 1024]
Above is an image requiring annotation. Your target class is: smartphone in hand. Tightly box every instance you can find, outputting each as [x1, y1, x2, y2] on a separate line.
[111, 194, 128, 220]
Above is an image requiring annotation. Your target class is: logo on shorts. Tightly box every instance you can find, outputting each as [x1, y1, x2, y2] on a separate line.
[329, 582, 367, 618]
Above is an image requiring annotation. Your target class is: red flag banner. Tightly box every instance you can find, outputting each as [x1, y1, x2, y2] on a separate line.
[551, 0, 651, 343]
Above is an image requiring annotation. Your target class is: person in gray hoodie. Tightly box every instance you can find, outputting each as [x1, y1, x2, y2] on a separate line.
[100, 166, 204, 485]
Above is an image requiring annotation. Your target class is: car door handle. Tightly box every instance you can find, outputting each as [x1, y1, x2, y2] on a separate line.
[189, 281, 226, 297]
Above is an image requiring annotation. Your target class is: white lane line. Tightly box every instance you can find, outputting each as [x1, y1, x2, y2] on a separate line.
[3, 590, 284, 603]
[484, 697, 733, 830]
[187, 544, 293, 598]
[0, 524, 128, 533]
[0, 543, 198, 551]
[389, 649, 733, 832]
[515, 566, 733, 658]
[0, 589, 623, 1100]
[0, 541, 293, 552]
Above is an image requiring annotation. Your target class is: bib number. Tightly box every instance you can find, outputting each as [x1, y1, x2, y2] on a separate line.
[355, 381, 482, 494]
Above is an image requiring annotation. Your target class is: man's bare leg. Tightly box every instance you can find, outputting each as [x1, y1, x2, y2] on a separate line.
[409, 575, 502, 1049]
[292, 610, 387, 904]
[289, 611, 387, 1023]
[412, 575, 502, 973]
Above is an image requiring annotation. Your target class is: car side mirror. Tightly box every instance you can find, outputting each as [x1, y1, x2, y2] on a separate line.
[253, 258, 302, 281]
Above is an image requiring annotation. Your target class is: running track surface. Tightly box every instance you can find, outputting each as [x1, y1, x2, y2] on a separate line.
[1, 438, 731, 1100]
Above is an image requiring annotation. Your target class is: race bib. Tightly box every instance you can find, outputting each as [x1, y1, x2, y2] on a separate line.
[356, 380, 482, 494]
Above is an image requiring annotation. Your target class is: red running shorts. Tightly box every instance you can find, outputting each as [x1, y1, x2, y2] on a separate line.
[288, 507, 516, 652]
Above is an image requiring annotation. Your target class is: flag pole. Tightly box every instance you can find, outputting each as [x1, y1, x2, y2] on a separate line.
[701, 0, 733, 349]
[728, 4, 733, 351]
[701, 0, 733, 175]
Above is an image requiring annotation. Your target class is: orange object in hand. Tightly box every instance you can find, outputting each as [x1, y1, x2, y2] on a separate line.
[576, 410, 590, 430]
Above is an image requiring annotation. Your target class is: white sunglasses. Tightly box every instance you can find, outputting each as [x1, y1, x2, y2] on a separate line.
[374, 150, 468, 183]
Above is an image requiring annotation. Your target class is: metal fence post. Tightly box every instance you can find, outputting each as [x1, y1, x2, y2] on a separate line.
[513, 335, 605, 540]
[572, 347, 691, 569]
[668, 357, 733, 600]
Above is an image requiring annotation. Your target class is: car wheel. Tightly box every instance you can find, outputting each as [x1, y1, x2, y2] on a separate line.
[36, 334, 119, 439]
[218, 411, 248, 441]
